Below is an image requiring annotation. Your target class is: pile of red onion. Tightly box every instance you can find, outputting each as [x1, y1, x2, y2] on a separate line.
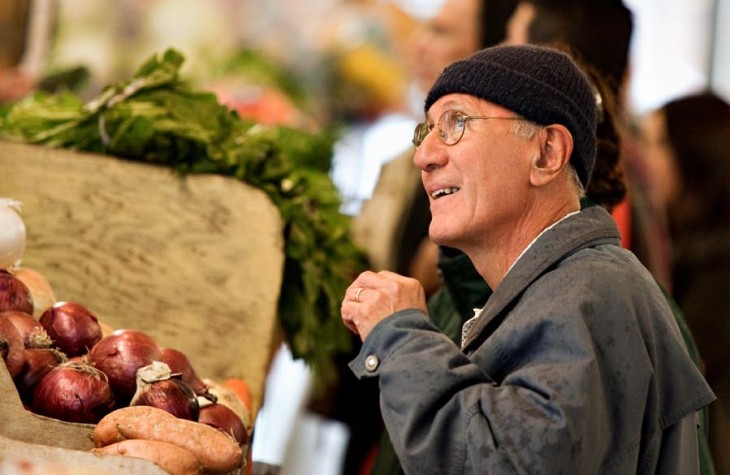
[1, 269, 247, 442]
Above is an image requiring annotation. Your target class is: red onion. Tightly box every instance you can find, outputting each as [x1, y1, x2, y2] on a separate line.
[10, 267, 57, 318]
[198, 403, 248, 446]
[32, 361, 115, 423]
[87, 329, 161, 405]
[160, 347, 214, 401]
[15, 347, 67, 404]
[130, 362, 200, 421]
[0, 315, 24, 379]
[2, 310, 53, 348]
[203, 378, 252, 434]
[39, 302, 102, 357]
[0, 270, 33, 315]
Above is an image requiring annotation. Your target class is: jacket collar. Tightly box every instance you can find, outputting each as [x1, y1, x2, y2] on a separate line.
[461, 205, 621, 351]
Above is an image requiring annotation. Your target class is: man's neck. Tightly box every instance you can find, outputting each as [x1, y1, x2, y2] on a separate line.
[467, 199, 580, 289]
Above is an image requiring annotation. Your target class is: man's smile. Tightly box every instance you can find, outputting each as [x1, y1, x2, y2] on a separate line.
[430, 187, 461, 199]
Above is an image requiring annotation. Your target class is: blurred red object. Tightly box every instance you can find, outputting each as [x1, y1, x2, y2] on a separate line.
[210, 81, 300, 127]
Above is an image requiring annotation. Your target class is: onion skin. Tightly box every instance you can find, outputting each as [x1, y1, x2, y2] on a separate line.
[10, 267, 57, 318]
[2, 310, 53, 349]
[131, 377, 200, 421]
[160, 347, 213, 400]
[198, 403, 248, 446]
[0, 270, 34, 315]
[15, 347, 67, 404]
[32, 361, 116, 423]
[87, 329, 161, 405]
[1, 315, 25, 378]
[39, 302, 103, 357]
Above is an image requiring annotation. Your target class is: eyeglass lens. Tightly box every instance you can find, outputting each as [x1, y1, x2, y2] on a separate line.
[413, 111, 466, 148]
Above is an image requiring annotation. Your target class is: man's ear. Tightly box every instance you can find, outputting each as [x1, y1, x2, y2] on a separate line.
[530, 124, 573, 186]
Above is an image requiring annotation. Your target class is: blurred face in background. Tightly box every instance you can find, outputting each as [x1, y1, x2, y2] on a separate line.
[407, 0, 481, 94]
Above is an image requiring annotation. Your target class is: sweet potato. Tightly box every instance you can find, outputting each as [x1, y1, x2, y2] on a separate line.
[93, 439, 201, 475]
[92, 406, 243, 473]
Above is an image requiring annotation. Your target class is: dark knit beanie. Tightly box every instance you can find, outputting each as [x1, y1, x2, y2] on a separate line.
[424, 44, 598, 187]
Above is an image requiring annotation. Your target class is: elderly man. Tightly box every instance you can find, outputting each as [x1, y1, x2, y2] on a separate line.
[341, 44, 714, 474]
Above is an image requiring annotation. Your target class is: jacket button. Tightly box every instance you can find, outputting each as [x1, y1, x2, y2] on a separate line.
[365, 355, 380, 372]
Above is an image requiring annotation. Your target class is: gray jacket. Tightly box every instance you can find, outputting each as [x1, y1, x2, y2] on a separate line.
[350, 206, 715, 474]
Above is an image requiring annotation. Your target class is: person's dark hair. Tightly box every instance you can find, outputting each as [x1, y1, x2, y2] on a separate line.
[526, 0, 633, 97]
[479, 0, 520, 48]
[583, 65, 626, 211]
[663, 92, 730, 228]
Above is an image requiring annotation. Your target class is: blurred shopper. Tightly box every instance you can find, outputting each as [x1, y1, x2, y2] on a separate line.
[639, 91, 730, 474]
[0, 0, 32, 103]
[0, 0, 54, 103]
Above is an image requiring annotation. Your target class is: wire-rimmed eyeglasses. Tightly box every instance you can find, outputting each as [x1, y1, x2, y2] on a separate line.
[412, 110, 524, 148]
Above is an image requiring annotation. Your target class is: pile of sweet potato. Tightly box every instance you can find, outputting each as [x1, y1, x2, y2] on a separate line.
[92, 406, 246, 474]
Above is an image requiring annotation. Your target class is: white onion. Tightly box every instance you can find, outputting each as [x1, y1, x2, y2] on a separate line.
[0, 199, 26, 269]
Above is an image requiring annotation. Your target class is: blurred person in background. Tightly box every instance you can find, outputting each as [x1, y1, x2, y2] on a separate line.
[638, 91, 730, 474]
[0, 0, 54, 104]
[0, 0, 34, 103]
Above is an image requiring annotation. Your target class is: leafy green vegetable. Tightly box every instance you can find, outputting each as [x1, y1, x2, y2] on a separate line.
[0, 49, 367, 387]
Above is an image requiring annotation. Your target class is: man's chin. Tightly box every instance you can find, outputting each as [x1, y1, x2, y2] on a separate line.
[428, 227, 457, 249]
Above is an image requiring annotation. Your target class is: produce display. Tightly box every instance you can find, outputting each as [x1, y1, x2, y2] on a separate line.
[0, 48, 368, 386]
[0, 202, 251, 474]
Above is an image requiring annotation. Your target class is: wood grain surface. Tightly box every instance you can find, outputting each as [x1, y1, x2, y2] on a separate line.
[0, 140, 285, 418]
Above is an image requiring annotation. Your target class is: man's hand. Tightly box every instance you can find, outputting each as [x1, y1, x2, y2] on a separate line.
[341, 270, 428, 341]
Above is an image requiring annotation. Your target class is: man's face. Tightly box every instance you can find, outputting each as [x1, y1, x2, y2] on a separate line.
[414, 94, 536, 251]
[407, 0, 481, 94]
